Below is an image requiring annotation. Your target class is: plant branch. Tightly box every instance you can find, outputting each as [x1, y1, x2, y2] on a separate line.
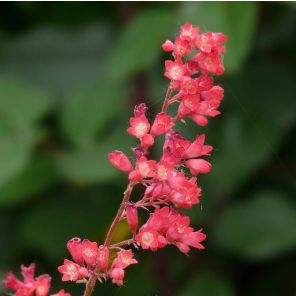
[104, 182, 135, 246]
[161, 86, 173, 112]
[110, 238, 136, 249]
[83, 182, 135, 296]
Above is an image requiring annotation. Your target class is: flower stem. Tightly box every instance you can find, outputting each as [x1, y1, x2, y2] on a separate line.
[104, 182, 135, 246]
[161, 86, 173, 113]
[83, 182, 135, 296]
[110, 238, 136, 249]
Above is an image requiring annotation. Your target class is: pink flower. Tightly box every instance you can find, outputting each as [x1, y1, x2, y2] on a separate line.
[194, 52, 225, 75]
[155, 161, 174, 181]
[136, 228, 160, 251]
[166, 215, 192, 241]
[136, 157, 156, 179]
[34, 275, 51, 296]
[112, 249, 138, 269]
[67, 238, 83, 265]
[134, 103, 148, 117]
[162, 40, 174, 52]
[145, 206, 172, 233]
[126, 204, 138, 234]
[178, 95, 200, 116]
[185, 60, 199, 76]
[58, 259, 88, 282]
[179, 22, 199, 42]
[180, 230, 206, 251]
[3, 272, 23, 290]
[151, 113, 174, 136]
[195, 32, 227, 53]
[164, 59, 187, 81]
[173, 38, 191, 57]
[13, 284, 35, 296]
[163, 132, 191, 160]
[97, 246, 109, 272]
[184, 134, 213, 159]
[186, 159, 212, 175]
[169, 176, 201, 209]
[110, 268, 125, 286]
[190, 114, 208, 126]
[180, 76, 198, 95]
[3, 263, 58, 296]
[196, 75, 214, 92]
[81, 240, 98, 267]
[108, 150, 133, 173]
[201, 85, 224, 101]
[21, 263, 36, 283]
[140, 133, 154, 148]
[127, 114, 150, 139]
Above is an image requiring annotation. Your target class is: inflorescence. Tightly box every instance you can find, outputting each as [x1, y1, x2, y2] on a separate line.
[3, 22, 226, 296]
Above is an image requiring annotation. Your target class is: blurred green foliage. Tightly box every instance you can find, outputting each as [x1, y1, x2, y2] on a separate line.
[0, 2, 295, 296]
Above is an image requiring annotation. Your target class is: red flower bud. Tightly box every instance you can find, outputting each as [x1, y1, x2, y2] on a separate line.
[126, 204, 138, 234]
[108, 150, 133, 173]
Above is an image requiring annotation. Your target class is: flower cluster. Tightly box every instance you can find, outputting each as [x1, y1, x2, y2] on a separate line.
[105, 22, 227, 287]
[136, 207, 206, 253]
[57, 238, 137, 287]
[3, 263, 69, 296]
[2, 22, 226, 296]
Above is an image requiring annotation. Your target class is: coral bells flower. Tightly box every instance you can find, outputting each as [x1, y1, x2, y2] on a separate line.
[136, 228, 165, 251]
[67, 238, 83, 265]
[135, 207, 206, 254]
[110, 268, 125, 286]
[34, 275, 51, 296]
[81, 240, 98, 267]
[127, 114, 150, 139]
[162, 39, 175, 52]
[186, 159, 212, 175]
[58, 259, 88, 282]
[1, 22, 226, 295]
[179, 22, 199, 42]
[112, 249, 138, 269]
[164, 59, 187, 81]
[108, 151, 133, 173]
[3, 263, 70, 296]
[125, 204, 138, 234]
[194, 52, 224, 75]
[151, 112, 174, 136]
[97, 246, 109, 271]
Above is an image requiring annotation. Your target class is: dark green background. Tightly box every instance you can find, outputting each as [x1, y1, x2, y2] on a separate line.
[0, 2, 295, 295]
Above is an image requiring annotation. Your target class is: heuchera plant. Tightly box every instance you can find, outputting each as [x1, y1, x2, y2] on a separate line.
[3, 22, 226, 296]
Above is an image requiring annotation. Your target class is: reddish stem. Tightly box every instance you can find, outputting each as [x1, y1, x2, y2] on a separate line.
[104, 182, 135, 246]
[83, 84, 172, 296]
[161, 86, 173, 112]
[110, 238, 136, 249]
[83, 182, 135, 296]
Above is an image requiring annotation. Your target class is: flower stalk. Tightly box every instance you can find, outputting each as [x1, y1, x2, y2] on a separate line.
[2, 22, 227, 296]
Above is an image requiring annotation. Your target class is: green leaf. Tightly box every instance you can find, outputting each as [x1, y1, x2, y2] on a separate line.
[0, 76, 52, 187]
[204, 60, 296, 197]
[0, 76, 53, 129]
[180, 274, 234, 296]
[0, 157, 58, 207]
[106, 9, 175, 81]
[178, 2, 257, 73]
[0, 25, 111, 94]
[59, 79, 128, 145]
[212, 190, 296, 260]
[19, 186, 121, 259]
[56, 122, 135, 183]
[0, 124, 39, 187]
